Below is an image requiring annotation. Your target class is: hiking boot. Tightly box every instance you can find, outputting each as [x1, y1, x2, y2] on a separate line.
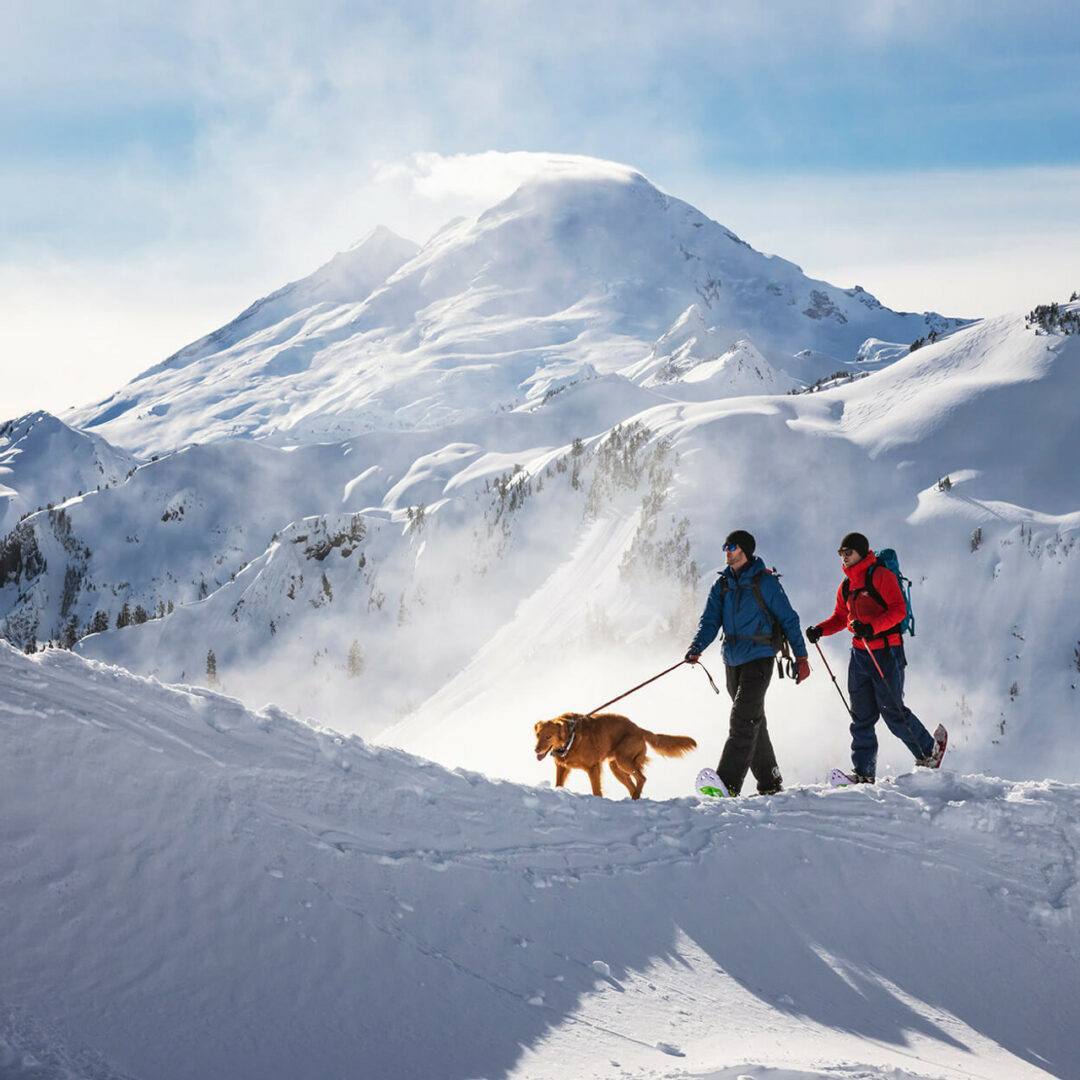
[851, 772, 875, 784]
[756, 781, 783, 796]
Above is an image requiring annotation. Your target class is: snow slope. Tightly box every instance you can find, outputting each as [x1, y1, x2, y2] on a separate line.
[136, 225, 420, 380]
[622, 305, 798, 398]
[2, 642, 1078, 1080]
[67, 159, 968, 455]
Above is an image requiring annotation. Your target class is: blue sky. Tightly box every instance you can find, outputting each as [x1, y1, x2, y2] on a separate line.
[2, 1, 1079, 416]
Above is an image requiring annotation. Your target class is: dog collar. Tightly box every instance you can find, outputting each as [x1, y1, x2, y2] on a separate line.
[553, 718, 577, 759]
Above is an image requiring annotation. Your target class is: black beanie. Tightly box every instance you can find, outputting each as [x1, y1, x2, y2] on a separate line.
[725, 529, 756, 557]
[840, 532, 870, 558]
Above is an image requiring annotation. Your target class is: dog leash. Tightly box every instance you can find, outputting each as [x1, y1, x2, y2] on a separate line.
[586, 658, 721, 717]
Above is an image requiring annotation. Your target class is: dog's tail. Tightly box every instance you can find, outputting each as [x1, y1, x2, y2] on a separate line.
[642, 731, 697, 757]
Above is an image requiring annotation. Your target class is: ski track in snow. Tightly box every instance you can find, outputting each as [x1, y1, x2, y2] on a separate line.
[2, 643, 1079, 1080]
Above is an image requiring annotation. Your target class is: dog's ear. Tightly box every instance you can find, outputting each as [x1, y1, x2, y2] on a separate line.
[534, 720, 543, 734]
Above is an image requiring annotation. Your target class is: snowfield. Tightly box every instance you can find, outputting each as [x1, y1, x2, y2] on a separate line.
[2, 643, 1078, 1080]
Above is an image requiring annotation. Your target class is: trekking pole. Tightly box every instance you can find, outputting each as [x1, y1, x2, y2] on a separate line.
[814, 641, 854, 719]
[587, 659, 720, 717]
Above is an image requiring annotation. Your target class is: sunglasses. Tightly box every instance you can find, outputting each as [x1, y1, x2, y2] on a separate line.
[837, 547, 857, 557]
[723, 543, 740, 553]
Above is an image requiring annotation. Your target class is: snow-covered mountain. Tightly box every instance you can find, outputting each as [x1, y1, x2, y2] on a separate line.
[3, 642, 1078, 1079]
[68, 160, 969, 456]
[0, 411, 137, 532]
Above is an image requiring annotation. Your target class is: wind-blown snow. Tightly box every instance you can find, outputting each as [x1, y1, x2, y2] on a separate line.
[2, 642, 1078, 1079]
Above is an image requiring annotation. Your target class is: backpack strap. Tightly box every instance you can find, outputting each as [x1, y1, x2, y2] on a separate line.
[730, 576, 789, 650]
[844, 564, 902, 641]
[862, 564, 887, 612]
[719, 571, 793, 665]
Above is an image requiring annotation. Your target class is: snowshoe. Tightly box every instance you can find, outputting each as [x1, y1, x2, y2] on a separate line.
[916, 724, 948, 769]
[695, 767, 732, 798]
[829, 768, 875, 787]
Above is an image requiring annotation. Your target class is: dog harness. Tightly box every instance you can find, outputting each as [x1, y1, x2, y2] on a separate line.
[553, 718, 577, 759]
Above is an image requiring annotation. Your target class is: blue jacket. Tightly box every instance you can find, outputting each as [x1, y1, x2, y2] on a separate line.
[689, 556, 808, 667]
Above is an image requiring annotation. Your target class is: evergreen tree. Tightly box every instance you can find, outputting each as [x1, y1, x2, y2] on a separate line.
[133, 605, 149, 624]
[116, 601, 132, 629]
[206, 649, 218, 687]
[61, 616, 79, 650]
[347, 639, 364, 678]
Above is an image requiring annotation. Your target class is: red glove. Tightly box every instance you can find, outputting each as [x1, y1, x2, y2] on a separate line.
[795, 656, 811, 684]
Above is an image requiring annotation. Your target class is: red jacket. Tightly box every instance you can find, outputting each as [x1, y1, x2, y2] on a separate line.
[817, 551, 905, 651]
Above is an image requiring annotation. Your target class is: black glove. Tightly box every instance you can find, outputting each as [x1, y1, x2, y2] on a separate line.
[851, 620, 874, 640]
[684, 650, 700, 664]
[805, 625, 822, 644]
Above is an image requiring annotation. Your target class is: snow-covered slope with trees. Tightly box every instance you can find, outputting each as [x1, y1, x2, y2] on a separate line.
[383, 306, 1080, 788]
[2, 643, 1078, 1080]
[68, 159, 969, 456]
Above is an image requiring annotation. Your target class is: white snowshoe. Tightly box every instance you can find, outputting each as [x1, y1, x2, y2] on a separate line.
[828, 768, 875, 787]
[695, 767, 732, 798]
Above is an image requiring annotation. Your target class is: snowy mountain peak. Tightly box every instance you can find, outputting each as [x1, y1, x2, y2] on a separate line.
[67, 156, 971, 454]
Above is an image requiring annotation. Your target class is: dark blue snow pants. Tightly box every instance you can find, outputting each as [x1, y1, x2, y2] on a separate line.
[848, 644, 934, 778]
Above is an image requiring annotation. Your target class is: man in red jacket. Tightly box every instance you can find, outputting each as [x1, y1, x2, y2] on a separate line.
[806, 532, 945, 782]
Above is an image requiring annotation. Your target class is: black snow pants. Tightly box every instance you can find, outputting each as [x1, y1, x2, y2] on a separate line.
[718, 656, 782, 796]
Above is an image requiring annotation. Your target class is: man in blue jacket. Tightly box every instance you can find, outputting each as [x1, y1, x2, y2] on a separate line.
[686, 529, 810, 796]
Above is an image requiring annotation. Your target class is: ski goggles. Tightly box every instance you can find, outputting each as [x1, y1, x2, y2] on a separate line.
[837, 547, 857, 557]
[722, 542, 740, 552]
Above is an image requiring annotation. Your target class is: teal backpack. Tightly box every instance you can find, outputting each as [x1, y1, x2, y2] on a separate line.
[841, 547, 915, 638]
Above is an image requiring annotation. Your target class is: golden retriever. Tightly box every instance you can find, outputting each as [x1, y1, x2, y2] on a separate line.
[534, 711, 696, 799]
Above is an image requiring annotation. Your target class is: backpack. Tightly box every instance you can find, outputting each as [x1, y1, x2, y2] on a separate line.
[841, 548, 915, 638]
